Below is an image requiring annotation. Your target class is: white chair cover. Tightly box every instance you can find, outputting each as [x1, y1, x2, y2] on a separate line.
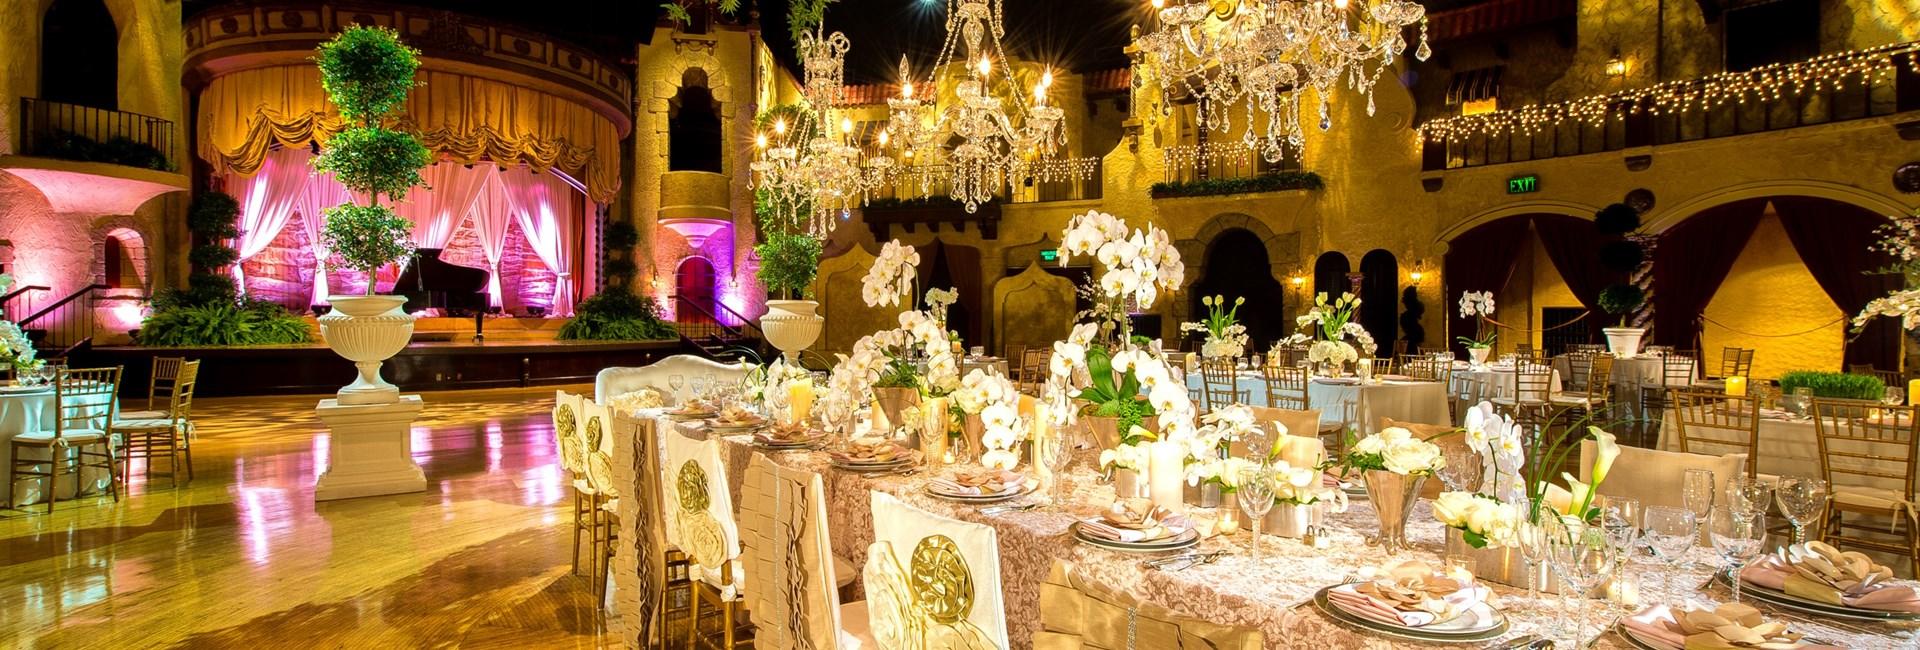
[580, 398, 618, 500]
[1578, 439, 1747, 512]
[552, 390, 587, 478]
[865, 490, 1009, 649]
[664, 421, 744, 599]
[738, 453, 867, 649]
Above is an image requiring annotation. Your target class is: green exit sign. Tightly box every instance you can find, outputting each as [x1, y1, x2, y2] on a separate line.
[1508, 174, 1540, 194]
[1040, 248, 1059, 262]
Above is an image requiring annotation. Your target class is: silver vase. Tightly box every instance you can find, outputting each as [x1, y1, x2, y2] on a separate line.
[1361, 470, 1426, 552]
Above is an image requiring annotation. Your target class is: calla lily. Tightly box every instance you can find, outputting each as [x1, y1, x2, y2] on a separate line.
[1543, 482, 1574, 516]
[1588, 426, 1620, 486]
[1562, 472, 1594, 516]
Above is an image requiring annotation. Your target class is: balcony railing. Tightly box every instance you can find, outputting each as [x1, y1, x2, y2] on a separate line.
[1162, 141, 1302, 184]
[1420, 42, 1920, 171]
[19, 98, 175, 171]
[870, 157, 1104, 205]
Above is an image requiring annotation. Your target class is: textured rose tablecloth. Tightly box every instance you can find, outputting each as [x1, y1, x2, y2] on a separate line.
[714, 434, 1915, 649]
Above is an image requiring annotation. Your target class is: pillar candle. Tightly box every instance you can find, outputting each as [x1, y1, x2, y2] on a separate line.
[1032, 403, 1053, 488]
[1724, 375, 1747, 397]
[785, 379, 814, 426]
[1148, 440, 1187, 514]
[921, 396, 949, 468]
[1908, 379, 1920, 406]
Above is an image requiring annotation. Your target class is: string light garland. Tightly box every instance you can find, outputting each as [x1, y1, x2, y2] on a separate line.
[1161, 140, 1280, 172]
[1419, 42, 1920, 143]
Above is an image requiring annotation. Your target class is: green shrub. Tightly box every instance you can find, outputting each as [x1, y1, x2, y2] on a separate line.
[755, 230, 822, 300]
[1598, 284, 1645, 318]
[1149, 171, 1324, 198]
[313, 25, 420, 122]
[557, 291, 677, 341]
[1778, 370, 1886, 400]
[139, 300, 313, 347]
[310, 126, 431, 200]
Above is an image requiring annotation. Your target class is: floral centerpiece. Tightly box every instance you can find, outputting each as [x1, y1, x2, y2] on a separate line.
[951, 367, 1024, 469]
[1343, 426, 1445, 552]
[1455, 290, 1497, 365]
[1047, 211, 1190, 443]
[1286, 292, 1375, 375]
[1181, 295, 1248, 359]
[1058, 209, 1185, 343]
[0, 274, 44, 380]
[858, 241, 963, 431]
[1098, 435, 1153, 498]
[1852, 209, 1920, 333]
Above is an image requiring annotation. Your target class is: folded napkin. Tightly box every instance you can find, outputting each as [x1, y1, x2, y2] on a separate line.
[754, 422, 817, 444]
[1077, 517, 1187, 543]
[1078, 498, 1188, 543]
[831, 441, 904, 464]
[1328, 561, 1487, 628]
[1621, 603, 1840, 650]
[931, 468, 1025, 495]
[1740, 542, 1919, 612]
[670, 398, 717, 415]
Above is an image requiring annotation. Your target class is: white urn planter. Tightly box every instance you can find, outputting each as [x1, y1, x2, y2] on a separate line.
[761, 299, 824, 363]
[319, 294, 415, 405]
[1603, 327, 1646, 359]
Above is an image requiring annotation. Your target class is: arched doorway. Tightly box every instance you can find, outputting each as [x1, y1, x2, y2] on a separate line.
[669, 69, 722, 173]
[1190, 228, 1286, 349]
[675, 256, 717, 322]
[1358, 250, 1399, 356]
[41, 0, 117, 110]
[1313, 252, 1351, 300]
[99, 227, 145, 290]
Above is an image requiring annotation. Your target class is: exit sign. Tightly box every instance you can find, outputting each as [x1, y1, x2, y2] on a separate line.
[1040, 248, 1059, 262]
[1508, 174, 1539, 194]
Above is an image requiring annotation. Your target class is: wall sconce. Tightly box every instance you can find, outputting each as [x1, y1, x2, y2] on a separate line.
[1605, 49, 1629, 77]
[1406, 257, 1431, 284]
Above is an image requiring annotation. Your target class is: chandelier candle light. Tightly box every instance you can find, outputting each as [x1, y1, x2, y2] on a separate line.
[750, 25, 896, 238]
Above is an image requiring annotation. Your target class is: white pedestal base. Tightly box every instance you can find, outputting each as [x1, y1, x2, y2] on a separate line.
[313, 395, 427, 501]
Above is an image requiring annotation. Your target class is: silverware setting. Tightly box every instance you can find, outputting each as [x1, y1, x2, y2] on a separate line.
[978, 502, 1037, 515]
[1494, 633, 1547, 649]
[1141, 550, 1228, 571]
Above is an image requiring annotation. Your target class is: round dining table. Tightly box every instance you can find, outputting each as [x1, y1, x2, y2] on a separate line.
[0, 384, 114, 507]
[1183, 371, 1452, 432]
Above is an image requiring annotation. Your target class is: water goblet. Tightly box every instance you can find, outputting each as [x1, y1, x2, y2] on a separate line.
[1515, 517, 1553, 620]
[1682, 469, 1715, 519]
[1040, 425, 1080, 508]
[1708, 507, 1768, 603]
[1773, 476, 1829, 545]
[668, 374, 686, 398]
[1545, 514, 1620, 647]
[1600, 496, 1645, 617]
[1236, 467, 1276, 562]
[1727, 474, 1774, 517]
[1885, 386, 1907, 408]
[1643, 505, 1698, 604]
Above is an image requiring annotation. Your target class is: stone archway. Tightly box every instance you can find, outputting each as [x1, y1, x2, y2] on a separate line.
[87, 215, 149, 294]
[1174, 213, 1299, 326]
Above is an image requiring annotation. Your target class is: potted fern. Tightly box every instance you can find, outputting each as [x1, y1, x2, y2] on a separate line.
[310, 26, 431, 405]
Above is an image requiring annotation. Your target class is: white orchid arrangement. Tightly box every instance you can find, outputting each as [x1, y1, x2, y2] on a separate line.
[1455, 290, 1498, 349]
[1098, 434, 1153, 472]
[1287, 292, 1374, 367]
[745, 357, 812, 406]
[953, 367, 1025, 470]
[1044, 326, 1197, 448]
[1854, 210, 1920, 334]
[1344, 426, 1446, 476]
[1181, 294, 1249, 359]
[1059, 209, 1185, 342]
[861, 240, 921, 308]
[924, 286, 958, 331]
[0, 274, 42, 377]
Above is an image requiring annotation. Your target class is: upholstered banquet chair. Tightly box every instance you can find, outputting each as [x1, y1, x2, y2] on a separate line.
[664, 420, 745, 647]
[9, 366, 122, 513]
[737, 453, 875, 649]
[1810, 399, 1920, 578]
[112, 359, 200, 487]
[580, 398, 623, 600]
[1671, 391, 1762, 477]
[1245, 406, 1326, 459]
[595, 354, 750, 403]
[1036, 561, 1262, 649]
[551, 391, 600, 576]
[1577, 440, 1746, 512]
[866, 490, 1009, 649]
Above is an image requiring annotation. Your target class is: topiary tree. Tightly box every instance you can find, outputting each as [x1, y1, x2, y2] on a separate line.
[179, 190, 242, 307]
[310, 26, 430, 295]
[1594, 202, 1646, 327]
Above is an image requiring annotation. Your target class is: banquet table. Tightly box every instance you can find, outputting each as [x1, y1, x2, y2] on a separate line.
[1450, 361, 1563, 405]
[701, 430, 1912, 649]
[963, 355, 1010, 377]
[1656, 407, 1917, 493]
[1183, 371, 1452, 432]
[0, 385, 114, 507]
[1552, 354, 1696, 394]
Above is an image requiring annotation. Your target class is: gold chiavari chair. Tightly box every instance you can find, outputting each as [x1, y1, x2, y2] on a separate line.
[1565, 351, 1595, 392]
[120, 356, 187, 420]
[1199, 358, 1248, 412]
[1515, 342, 1536, 360]
[113, 359, 200, 487]
[1281, 344, 1309, 368]
[1020, 347, 1049, 395]
[1418, 345, 1448, 357]
[1848, 364, 1904, 388]
[1491, 362, 1554, 427]
[9, 366, 122, 513]
[1260, 365, 1309, 411]
[1551, 354, 1614, 425]
[1711, 347, 1753, 380]
[1633, 354, 1698, 446]
[1810, 399, 1920, 578]
[1671, 391, 1762, 477]
[1004, 344, 1027, 384]
[1359, 357, 1393, 377]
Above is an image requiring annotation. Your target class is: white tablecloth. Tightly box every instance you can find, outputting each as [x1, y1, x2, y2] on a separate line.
[1450, 361, 1562, 402]
[0, 386, 114, 507]
[1655, 408, 1914, 493]
[1553, 354, 1695, 392]
[1184, 372, 1451, 432]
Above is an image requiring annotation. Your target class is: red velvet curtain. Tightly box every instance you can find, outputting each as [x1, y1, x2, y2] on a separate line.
[1532, 215, 1615, 340]
[1771, 197, 1902, 370]
[1444, 217, 1532, 355]
[1652, 198, 1768, 353]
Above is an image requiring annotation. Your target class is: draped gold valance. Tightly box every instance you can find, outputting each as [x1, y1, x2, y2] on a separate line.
[198, 65, 623, 202]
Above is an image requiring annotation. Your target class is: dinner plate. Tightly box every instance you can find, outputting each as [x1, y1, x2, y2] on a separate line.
[1720, 572, 1920, 621]
[1612, 623, 1667, 650]
[829, 456, 915, 473]
[0, 384, 50, 395]
[752, 436, 823, 450]
[1069, 522, 1200, 553]
[925, 482, 1025, 503]
[706, 420, 767, 434]
[1312, 584, 1508, 643]
[666, 410, 717, 422]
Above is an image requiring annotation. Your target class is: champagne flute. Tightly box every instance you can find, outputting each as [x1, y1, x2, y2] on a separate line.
[1515, 515, 1554, 623]
[1643, 506, 1698, 604]
[1682, 469, 1716, 520]
[1546, 514, 1619, 647]
[1773, 476, 1829, 545]
[1041, 423, 1080, 508]
[1600, 496, 1645, 618]
[1236, 467, 1276, 562]
[1708, 507, 1768, 603]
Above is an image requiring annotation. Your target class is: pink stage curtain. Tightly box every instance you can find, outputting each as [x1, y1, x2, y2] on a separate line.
[497, 166, 577, 316]
[466, 169, 512, 308]
[231, 147, 311, 294]
[295, 173, 359, 302]
[394, 163, 494, 250]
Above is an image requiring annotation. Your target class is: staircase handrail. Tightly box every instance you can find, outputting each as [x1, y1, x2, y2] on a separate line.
[18, 284, 107, 327]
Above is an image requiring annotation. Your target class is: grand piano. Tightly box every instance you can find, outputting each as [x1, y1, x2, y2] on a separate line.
[393, 248, 489, 317]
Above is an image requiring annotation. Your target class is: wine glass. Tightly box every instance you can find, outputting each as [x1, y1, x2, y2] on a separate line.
[1708, 507, 1768, 603]
[1514, 514, 1555, 624]
[690, 374, 711, 398]
[1545, 514, 1620, 647]
[1682, 469, 1716, 520]
[1643, 506, 1699, 605]
[668, 374, 686, 399]
[1236, 466, 1276, 562]
[1773, 476, 1829, 545]
[1039, 423, 1080, 508]
[1436, 444, 1484, 493]
[1885, 386, 1907, 408]
[1600, 496, 1645, 617]
[1728, 474, 1774, 517]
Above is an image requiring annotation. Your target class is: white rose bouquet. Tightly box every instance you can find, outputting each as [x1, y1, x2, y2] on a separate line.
[1432, 491, 1523, 549]
[1098, 437, 1152, 472]
[1345, 426, 1445, 476]
[0, 274, 41, 377]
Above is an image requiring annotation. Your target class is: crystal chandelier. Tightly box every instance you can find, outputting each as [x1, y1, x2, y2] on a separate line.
[1136, 0, 1430, 162]
[750, 27, 896, 237]
[887, 0, 1066, 213]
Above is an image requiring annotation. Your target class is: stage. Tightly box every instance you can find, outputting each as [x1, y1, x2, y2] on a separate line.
[82, 337, 686, 397]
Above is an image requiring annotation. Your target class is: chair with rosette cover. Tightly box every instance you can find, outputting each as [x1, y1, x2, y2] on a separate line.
[864, 490, 1008, 650]
[579, 398, 622, 600]
[550, 391, 599, 576]
[664, 422, 745, 647]
[738, 452, 876, 649]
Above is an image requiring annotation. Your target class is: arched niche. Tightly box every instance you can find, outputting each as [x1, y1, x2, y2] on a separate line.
[668, 69, 723, 173]
[992, 263, 1076, 359]
[41, 0, 118, 110]
[1188, 228, 1288, 349]
[1358, 249, 1399, 356]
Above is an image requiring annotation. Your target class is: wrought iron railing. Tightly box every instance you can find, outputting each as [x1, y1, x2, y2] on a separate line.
[15, 284, 107, 357]
[1161, 141, 1303, 184]
[1421, 42, 1920, 171]
[1, 284, 50, 322]
[19, 98, 176, 171]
